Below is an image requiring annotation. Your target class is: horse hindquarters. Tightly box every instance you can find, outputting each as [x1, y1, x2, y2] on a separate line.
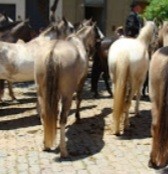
[149, 55, 168, 168]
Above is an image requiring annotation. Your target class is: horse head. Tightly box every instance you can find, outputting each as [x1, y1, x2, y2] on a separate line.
[10, 19, 33, 42]
[76, 23, 97, 57]
[158, 21, 168, 47]
[57, 17, 74, 38]
[40, 18, 74, 40]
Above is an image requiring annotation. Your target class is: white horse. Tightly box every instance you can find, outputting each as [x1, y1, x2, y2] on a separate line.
[0, 18, 74, 101]
[108, 21, 157, 135]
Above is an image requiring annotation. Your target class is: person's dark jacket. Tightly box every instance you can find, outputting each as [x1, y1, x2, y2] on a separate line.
[125, 11, 141, 37]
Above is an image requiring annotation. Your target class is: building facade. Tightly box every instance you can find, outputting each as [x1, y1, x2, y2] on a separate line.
[0, 0, 148, 35]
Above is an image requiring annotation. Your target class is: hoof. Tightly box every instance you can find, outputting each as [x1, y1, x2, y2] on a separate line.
[61, 151, 69, 158]
[43, 147, 52, 152]
[148, 159, 166, 169]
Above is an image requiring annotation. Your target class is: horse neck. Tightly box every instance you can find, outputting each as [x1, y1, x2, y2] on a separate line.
[137, 24, 153, 47]
[68, 35, 87, 58]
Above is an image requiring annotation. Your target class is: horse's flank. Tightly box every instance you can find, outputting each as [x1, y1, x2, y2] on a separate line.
[149, 46, 168, 168]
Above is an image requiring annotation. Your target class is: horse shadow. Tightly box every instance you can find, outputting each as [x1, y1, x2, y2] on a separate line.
[54, 107, 111, 162]
[119, 109, 152, 140]
[0, 114, 41, 130]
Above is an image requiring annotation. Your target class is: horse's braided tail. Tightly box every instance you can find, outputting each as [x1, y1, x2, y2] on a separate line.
[43, 48, 59, 149]
[113, 56, 129, 134]
[155, 62, 168, 163]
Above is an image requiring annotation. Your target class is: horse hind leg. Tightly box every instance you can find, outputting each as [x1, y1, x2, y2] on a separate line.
[60, 95, 73, 158]
[7, 81, 17, 101]
[75, 76, 86, 121]
[102, 65, 113, 97]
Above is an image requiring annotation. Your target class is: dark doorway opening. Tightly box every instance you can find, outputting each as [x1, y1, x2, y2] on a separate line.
[85, 6, 105, 34]
[26, 0, 49, 32]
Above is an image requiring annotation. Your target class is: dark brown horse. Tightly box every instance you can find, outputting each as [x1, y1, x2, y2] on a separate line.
[91, 26, 124, 98]
[91, 36, 116, 98]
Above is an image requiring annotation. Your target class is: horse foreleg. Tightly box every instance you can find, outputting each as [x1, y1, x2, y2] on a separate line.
[7, 81, 16, 100]
[60, 96, 72, 158]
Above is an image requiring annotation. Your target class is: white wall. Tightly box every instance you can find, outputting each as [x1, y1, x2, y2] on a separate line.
[0, 0, 25, 20]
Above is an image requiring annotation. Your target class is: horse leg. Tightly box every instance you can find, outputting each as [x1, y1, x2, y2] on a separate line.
[0, 80, 5, 102]
[124, 86, 133, 130]
[7, 81, 16, 100]
[102, 69, 112, 97]
[75, 76, 86, 121]
[135, 90, 141, 115]
[60, 96, 72, 158]
[91, 53, 102, 98]
[142, 73, 148, 97]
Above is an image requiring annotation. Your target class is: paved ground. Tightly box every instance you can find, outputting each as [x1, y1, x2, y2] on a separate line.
[0, 79, 167, 174]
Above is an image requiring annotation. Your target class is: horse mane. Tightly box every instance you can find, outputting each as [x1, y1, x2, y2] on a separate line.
[40, 25, 55, 36]
[137, 21, 155, 45]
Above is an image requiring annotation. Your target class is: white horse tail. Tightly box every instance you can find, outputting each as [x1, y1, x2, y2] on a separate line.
[43, 49, 59, 149]
[113, 56, 129, 135]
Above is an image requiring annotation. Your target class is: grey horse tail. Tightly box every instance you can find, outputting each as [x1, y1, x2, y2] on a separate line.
[43, 46, 59, 148]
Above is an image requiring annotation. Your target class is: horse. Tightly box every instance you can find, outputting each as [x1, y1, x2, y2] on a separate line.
[0, 19, 33, 42]
[148, 44, 168, 168]
[0, 18, 74, 101]
[91, 26, 124, 98]
[34, 24, 97, 157]
[142, 21, 168, 97]
[108, 21, 157, 135]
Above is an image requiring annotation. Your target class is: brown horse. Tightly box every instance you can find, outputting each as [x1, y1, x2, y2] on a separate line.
[34, 25, 97, 157]
[91, 26, 124, 98]
[142, 21, 168, 97]
[148, 47, 168, 169]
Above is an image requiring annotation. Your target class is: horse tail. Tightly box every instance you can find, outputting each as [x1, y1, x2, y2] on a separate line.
[113, 56, 129, 134]
[155, 62, 168, 163]
[43, 49, 59, 149]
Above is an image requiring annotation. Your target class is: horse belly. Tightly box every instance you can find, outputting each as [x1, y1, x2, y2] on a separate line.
[10, 61, 34, 82]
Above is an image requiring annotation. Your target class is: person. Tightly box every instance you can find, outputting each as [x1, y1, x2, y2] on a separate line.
[125, 1, 143, 37]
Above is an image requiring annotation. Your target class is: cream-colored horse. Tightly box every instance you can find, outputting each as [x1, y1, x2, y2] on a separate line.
[108, 21, 157, 135]
[0, 18, 74, 101]
[34, 25, 96, 157]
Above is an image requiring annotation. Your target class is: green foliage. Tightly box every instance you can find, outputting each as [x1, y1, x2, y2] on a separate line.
[144, 0, 168, 21]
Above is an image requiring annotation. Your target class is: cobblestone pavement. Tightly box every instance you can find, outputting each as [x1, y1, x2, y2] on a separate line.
[0, 79, 167, 174]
